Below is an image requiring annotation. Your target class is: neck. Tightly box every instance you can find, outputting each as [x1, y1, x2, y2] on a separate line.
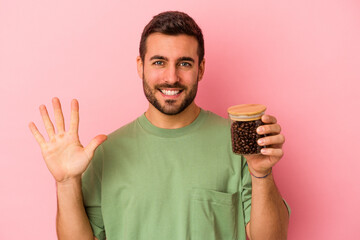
[145, 102, 201, 129]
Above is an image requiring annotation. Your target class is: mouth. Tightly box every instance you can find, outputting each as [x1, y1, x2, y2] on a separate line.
[159, 88, 183, 97]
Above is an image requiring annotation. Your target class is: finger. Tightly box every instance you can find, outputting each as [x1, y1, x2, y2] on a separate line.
[84, 135, 107, 159]
[39, 104, 55, 139]
[69, 99, 79, 133]
[261, 114, 277, 124]
[28, 122, 46, 147]
[257, 123, 281, 135]
[260, 147, 284, 159]
[257, 134, 285, 146]
[52, 97, 65, 132]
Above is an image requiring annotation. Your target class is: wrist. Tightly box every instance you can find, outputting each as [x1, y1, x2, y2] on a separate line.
[56, 176, 82, 188]
[56, 176, 83, 202]
[248, 167, 272, 179]
[246, 163, 272, 179]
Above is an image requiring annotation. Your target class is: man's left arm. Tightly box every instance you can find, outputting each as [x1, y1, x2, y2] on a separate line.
[244, 114, 290, 240]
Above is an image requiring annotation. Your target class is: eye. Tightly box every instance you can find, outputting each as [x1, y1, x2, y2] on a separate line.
[153, 61, 164, 66]
[179, 62, 192, 67]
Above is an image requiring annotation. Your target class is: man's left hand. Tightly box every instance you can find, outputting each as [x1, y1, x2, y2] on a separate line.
[244, 114, 285, 177]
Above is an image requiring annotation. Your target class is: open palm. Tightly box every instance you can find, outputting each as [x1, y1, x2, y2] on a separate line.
[29, 98, 107, 183]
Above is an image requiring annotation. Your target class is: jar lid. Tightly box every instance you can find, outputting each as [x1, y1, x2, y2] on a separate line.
[227, 104, 267, 121]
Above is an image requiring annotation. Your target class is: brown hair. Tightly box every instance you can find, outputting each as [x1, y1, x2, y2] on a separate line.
[139, 11, 204, 64]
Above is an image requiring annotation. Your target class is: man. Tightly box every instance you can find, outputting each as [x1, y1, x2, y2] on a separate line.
[29, 11, 289, 240]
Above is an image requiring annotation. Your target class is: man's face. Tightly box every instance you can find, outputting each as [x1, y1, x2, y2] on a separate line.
[137, 33, 205, 115]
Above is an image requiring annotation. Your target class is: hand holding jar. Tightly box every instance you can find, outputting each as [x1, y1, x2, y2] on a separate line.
[228, 104, 285, 178]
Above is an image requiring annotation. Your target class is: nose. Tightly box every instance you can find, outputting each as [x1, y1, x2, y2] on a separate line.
[164, 64, 179, 84]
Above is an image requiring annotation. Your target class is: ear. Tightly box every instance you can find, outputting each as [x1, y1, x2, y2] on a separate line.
[136, 56, 143, 79]
[198, 58, 205, 82]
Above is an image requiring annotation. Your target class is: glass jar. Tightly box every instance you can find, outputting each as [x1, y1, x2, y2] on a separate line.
[227, 104, 267, 155]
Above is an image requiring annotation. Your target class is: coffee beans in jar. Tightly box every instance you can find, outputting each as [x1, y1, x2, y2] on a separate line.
[228, 104, 267, 155]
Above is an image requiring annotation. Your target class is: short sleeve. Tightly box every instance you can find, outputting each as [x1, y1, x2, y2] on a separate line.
[82, 145, 106, 240]
[283, 198, 291, 217]
[240, 161, 292, 227]
[241, 160, 252, 225]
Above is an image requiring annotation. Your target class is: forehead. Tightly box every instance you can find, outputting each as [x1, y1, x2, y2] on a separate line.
[145, 33, 199, 62]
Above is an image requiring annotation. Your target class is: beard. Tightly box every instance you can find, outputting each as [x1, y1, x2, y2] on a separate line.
[142, 74, 199, 116]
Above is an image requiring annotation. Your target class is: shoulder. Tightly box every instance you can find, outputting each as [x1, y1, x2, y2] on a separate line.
[101, 116, 142, 148]
[202, 109, 231, 128]
[197, 110, 231, 140]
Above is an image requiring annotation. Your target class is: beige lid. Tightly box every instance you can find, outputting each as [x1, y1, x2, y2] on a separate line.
[227, 104, 267, 121]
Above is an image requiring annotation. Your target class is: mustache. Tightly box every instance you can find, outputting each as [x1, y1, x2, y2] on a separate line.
[156, 82, 187, 89]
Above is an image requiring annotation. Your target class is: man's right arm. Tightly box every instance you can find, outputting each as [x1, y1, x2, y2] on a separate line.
[29, 98, 107, 240]
[56, 177, 95, 240]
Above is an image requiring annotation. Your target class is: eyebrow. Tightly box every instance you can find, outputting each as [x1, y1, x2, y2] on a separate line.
[150, 55, 168, 61]
[149, 55, 195, 63]
[178, 57, 195, 63]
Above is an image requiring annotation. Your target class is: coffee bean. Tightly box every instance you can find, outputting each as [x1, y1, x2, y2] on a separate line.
[231, 120, 266, 154]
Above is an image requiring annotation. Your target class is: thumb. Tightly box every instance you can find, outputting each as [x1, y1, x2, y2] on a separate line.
[84, 134, 107, 159]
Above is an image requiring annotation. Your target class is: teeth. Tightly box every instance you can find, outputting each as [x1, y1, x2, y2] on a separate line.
[161, 90, 180, 96]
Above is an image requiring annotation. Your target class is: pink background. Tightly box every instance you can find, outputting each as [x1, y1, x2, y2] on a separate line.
[1, 0, 359, 239]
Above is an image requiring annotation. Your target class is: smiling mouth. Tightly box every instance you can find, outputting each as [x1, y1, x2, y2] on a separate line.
[159, 89, 183, 96]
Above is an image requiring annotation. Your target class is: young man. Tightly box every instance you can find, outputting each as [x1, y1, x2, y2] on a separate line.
[29, 11, 289, 240]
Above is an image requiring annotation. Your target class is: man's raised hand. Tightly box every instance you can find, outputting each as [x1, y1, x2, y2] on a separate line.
[29, 97, 107, 183]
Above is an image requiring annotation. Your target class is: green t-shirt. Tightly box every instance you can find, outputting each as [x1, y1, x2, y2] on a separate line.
[82, 109, 252, 240]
